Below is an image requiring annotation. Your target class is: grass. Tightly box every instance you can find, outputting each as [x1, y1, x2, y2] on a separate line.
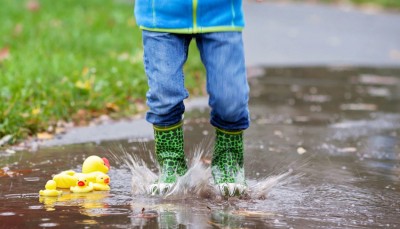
[0, 0, 205, 143]
[322, 0, 400, 9]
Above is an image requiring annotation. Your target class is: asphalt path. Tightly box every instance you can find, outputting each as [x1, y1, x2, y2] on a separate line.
[243, 1, 400, 67]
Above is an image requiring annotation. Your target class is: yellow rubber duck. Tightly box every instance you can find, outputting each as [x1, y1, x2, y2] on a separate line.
[70, 177, 93, 193]
[53, 170, 78, 189]
[91, 173, 111, 191]
[39, 180, 62, 197]
[52, 155, 110, 189]
[82, 155, 110, 174]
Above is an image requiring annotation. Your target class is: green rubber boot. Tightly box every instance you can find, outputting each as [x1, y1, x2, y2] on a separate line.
[212, 128, 247, 196]
[149, 121, 188, 195]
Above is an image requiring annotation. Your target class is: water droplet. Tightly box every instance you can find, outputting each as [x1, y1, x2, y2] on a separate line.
[273, 130, 283, 137]
[310, 105, 321, 112]
[5, 149, 16, 154]
[309, 87, 317, 94]
[297, 147, 307, 155]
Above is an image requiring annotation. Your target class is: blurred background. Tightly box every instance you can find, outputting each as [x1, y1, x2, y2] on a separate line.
[0, 0, 399, 143]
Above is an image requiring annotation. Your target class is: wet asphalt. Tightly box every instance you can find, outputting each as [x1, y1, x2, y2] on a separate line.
[1, 66, 399, 228]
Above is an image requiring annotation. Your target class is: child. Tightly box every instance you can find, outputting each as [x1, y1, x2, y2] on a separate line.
[134, 0, 250, 196]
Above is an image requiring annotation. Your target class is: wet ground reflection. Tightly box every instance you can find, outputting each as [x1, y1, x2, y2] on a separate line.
[1, 67, 399, 228]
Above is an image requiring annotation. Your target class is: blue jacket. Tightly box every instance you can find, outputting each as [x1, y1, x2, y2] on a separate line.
[134, 0, 245, 34]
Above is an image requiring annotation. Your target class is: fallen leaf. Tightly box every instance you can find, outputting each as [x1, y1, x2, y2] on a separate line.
[31, 107, 41, 115]
[72, 109, 89, 126]
[26, 0, 40, 11]
[1, 167, 35, 177]
[135, 100, 147, 112]
[13, 24, 23, 36]
[55, 127, 66, 134]
[75, 80, 92, 90]
[81, 67, 89, 76]
[0, 47, 10, 62]
[106, 102, 120, 112]
[37, 132, 54, 140]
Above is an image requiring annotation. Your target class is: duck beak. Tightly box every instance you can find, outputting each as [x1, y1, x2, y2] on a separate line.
[102, 157, 110, 170]
[104, 178, 110, 184]
[78, 181, 85, 187]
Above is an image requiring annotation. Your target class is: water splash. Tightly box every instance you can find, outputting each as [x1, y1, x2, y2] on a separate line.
[247, 169, 298, 199]
[164, 145, 215, 199]
[108, 141, 301, 201]
[108, 143, 158, 195]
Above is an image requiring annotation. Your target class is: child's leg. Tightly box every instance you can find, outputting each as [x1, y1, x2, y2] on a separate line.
[196, 32, 249, 196]
[142, 31, 191, 126]
[195, 32, 249, 131]
[142, 31, 192, 194]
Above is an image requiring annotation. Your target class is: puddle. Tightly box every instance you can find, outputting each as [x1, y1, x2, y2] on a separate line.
[0, 67, 400, 228]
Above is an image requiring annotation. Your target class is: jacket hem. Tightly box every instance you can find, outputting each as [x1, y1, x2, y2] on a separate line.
[139, 25, 243, 34]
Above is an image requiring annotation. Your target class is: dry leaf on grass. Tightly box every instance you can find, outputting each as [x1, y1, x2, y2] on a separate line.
[37, 132, 54, 140]
[0, 47, 10, 62]
[26, 0, 40, 11]
[106, 102, 120, 112]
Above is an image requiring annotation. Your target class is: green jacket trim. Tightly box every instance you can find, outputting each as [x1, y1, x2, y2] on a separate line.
[140, 26, 243, 34]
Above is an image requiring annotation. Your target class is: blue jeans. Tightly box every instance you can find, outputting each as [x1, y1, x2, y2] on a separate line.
[142, 31, 250, 131]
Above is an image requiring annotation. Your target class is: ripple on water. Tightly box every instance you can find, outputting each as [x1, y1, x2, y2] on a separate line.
[0, 212, 16, 216]
[38, 223, 59, 227]
[24, 177, 40, 182]
[75, 219, 98, 225]
[83, 207, 130, 216]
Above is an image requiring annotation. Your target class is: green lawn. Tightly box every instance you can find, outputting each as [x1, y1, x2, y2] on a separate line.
[323, 0, 400, 8]
[351, 0, 400, 8]
[0, 0, 205, 143]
